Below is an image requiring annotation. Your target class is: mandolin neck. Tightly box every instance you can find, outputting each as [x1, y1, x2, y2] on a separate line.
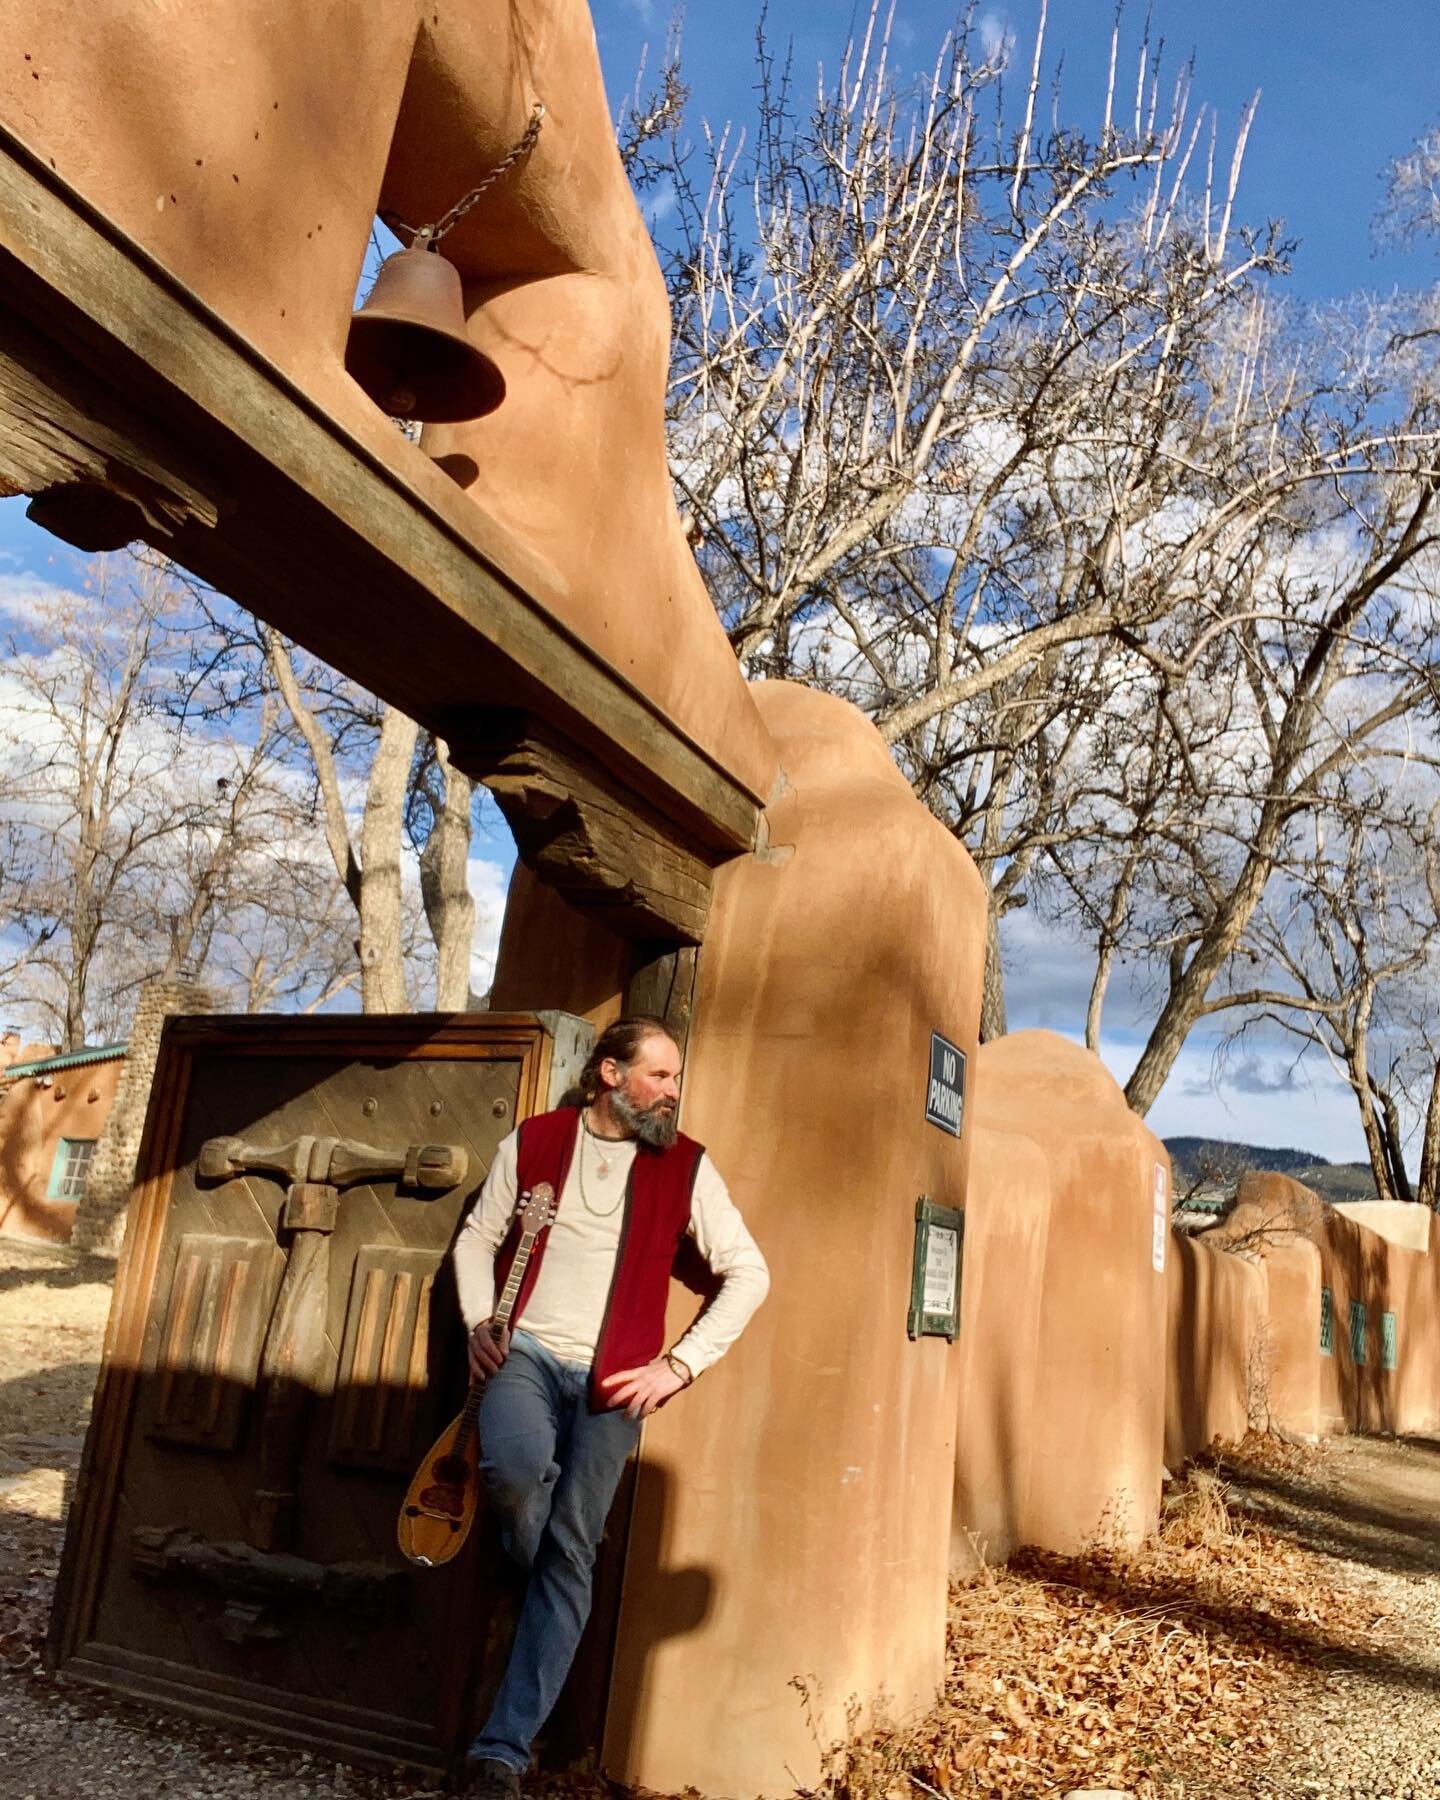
[454, 1222, 541, 1455]
[492, 1226, 535, 1336]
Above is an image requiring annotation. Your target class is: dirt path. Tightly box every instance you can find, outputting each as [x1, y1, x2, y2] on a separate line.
[1218, 1436, 1440, 1800]
[4, 1238, 1440, 1798]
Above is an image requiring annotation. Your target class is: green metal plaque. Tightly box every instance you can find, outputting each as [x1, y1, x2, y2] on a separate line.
[908, 1195, 963, 1341]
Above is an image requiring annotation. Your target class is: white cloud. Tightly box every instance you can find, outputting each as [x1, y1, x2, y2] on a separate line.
[467, 856, 511, 995]
[1097, 1033, 1367, 1166]
[1001, 902, 1370, 1164]
[0, 570, 87, 628]
[976, 10, 1013, 71]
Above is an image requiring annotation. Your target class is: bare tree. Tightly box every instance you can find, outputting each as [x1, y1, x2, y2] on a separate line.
[0, 559, 198, 1046]
[649, 5, 1291, 1024]
[1216, 793, 1440, 1206]
[0, 556, 363, 1043]
[641, 8, 1440, 1086]
[408, 735, 482, 1011]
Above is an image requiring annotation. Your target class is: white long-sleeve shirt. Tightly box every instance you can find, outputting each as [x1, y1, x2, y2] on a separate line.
[453, 1125, 769, 1376]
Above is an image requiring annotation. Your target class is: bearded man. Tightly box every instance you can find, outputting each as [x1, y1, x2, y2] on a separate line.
[452, 1014, 769, 1797]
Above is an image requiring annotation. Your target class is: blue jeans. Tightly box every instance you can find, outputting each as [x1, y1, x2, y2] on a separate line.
[468, 1330, 641, 1773]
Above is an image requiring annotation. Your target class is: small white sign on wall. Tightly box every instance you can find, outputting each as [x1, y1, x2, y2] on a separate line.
[1152, 1162, 1169, 1273]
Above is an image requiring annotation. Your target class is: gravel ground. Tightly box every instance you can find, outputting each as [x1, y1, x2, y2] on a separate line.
[1218, 1435, 1440, 1800]
[6, 1237, 1440, 1798]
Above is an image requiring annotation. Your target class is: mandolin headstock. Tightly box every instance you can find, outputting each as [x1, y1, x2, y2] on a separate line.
[517, 1180, 556, 1236]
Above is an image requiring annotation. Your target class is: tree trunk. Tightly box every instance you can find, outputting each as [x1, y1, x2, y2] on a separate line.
[1374, 1081, 1415, 1204]
[1419, 1062, 1440, 1210]
[357, 707, 419, 1012]
[1124, 844, 1276, 1115]
[420, 739, 477, 1010]
[1346, 997, 1397, 1204]
[980, 901, 1007, 1042]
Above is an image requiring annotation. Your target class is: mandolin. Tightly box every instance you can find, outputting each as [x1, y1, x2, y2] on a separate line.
[397, 1180, 557, 1567]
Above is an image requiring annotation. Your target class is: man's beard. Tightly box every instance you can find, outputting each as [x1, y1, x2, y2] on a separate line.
[610, 1086, 679, 1148]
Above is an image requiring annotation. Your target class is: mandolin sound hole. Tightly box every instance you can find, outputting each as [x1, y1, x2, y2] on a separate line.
[432, 1454, 470, 1484]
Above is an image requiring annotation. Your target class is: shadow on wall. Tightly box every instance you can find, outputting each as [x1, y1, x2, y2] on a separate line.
[0, 1085, 55, 1238]
[566, 1461, 714, 1777]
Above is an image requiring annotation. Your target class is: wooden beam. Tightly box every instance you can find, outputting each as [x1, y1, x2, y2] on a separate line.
[0, 123, 762, 861]
[455, 714, 713, 943]
[625, 942, 700, 1047]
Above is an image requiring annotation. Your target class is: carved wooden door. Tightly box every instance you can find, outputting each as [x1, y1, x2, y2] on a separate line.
[51, 1013, 587, 1772]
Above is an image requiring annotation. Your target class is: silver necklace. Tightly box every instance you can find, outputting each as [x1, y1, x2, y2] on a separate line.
[578, 1117, 626, 1218]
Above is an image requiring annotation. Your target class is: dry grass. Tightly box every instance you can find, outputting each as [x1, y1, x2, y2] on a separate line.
[800, 1443, 1395, 1800]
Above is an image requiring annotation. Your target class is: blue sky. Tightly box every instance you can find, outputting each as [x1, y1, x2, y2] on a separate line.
[8, 2, 1438, 1160]
[586, 0, 1436, 1160]
[593, 0, 1440, 301]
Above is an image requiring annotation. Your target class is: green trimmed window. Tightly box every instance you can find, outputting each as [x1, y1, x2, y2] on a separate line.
[1349, 1299, 1368, 1366]
[47, 1137, 96, 1201]
[1319, 1286, 1334, 1356]
[1382, 1311, 1399, 1373]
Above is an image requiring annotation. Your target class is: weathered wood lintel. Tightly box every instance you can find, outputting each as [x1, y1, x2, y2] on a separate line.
[626, 941, 700, 1046]
[451, 713, 713, 944]
[0, 123, 762, 864]
[0, 303, 220, 546]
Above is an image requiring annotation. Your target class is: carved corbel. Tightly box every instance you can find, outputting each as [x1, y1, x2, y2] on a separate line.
[449, 712, 715, 943]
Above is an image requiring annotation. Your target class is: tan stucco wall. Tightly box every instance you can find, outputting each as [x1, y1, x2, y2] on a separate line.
[1334, 1199, 1432, 1252]
[954, 1034, 1170, 1563]
[1212, 1174, 1440, 1444]
[1259, 1237, 1324, 1441]
[0, 1053, 124, 1241]
[495, 683, 986, 1795]
[1164, 1233, 1265, 1468]
[951, 1123, 1051, 1569]
[1, 0, 777, 809]
[605, 684, 986, 1795]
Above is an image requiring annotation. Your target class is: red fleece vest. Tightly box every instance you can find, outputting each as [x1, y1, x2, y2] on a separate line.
[494, 1106, 703, 1410]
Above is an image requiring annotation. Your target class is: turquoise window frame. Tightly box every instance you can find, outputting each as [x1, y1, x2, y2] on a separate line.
[47, 1136, 97, 1201]
[1382, 1311, 1398, 1373]
[1349, 1299, 1368, 1366]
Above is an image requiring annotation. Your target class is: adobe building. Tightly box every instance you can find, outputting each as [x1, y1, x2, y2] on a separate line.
[954, 1033, 1172, 1567]
[0, 1034, 126, 1243]
[0, 8, 987, 1793]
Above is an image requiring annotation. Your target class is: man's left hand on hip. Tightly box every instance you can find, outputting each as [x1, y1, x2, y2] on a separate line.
[599, 1357, 689, 1419]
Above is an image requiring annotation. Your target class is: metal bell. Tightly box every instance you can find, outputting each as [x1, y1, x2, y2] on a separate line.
[345, 244, 504, 423]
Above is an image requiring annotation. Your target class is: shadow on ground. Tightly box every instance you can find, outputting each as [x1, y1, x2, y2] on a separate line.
[1011, 1541, 1434, 1703]
[1215, 1442, 1440, 1579]
[0, 1254, 116, 1299]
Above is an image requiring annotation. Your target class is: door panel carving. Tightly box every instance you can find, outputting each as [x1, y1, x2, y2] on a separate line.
[150, 1233, 282, 1452]
[51, 1013, 582, 1773]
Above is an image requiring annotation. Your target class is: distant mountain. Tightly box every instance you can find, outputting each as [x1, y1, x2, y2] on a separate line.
[1164, 1136, 1377, 1205]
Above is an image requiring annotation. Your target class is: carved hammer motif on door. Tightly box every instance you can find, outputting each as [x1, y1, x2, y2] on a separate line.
[197, 1134, 466, 1553]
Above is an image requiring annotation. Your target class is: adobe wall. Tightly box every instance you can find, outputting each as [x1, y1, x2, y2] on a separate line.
[1259, 1236, 1323, 1441]
[1, 0, 777, 810]
[0, 1052, 124, 1242]
[1164, 1233, 1265, 1468]
[951, 1123, 1052, 1569]
[497, 683, 986, 1796]
[954, 1033, 1171, 1561]
[1215, 1174, 1440, 1443]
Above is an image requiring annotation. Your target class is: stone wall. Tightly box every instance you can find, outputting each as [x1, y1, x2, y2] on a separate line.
[72, 978, 213, 1255]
